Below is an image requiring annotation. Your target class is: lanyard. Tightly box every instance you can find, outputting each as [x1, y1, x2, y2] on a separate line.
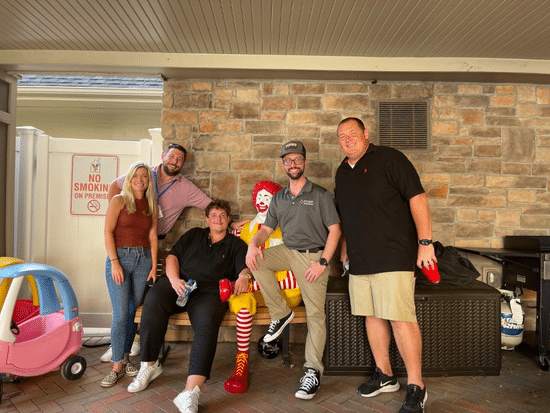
[153, 169, 176, 201]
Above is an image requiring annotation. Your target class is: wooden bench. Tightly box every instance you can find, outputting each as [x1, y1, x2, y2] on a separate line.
[134, 293, 307, 366]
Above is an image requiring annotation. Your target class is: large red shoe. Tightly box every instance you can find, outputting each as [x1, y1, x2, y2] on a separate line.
[219, 278, 233, 302]
[224, 351, 249, 393]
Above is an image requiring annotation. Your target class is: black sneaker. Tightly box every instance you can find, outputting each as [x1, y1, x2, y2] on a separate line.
[263, 311, 294, 342]
[295, 368, 320, 400]
[358, 367, 400, 397]
[399, 384, 427, 413]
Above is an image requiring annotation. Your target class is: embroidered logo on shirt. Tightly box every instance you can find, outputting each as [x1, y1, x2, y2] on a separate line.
[301, 200, 314, 205]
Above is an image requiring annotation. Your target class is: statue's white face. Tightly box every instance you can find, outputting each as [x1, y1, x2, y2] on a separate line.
[255, 189, 274, 214]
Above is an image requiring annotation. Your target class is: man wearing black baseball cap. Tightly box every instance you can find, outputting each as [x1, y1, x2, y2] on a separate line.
[246, 140, 341, 400]
[280, 140, 307, 158]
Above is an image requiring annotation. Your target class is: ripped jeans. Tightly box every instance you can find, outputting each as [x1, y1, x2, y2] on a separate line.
[105, 247, 151, 363]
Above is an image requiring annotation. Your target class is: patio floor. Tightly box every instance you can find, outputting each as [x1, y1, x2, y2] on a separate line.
[1, 337, 549, 412]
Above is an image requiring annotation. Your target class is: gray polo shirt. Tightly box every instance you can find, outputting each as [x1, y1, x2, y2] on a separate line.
[264, 179, 340, 250]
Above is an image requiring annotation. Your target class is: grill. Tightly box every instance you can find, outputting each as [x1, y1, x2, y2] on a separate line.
[458, 235, 550, 371]
[323, 275, 501, 376]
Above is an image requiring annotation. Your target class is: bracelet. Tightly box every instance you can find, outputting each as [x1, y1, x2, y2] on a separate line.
[110, 258, 118, 261]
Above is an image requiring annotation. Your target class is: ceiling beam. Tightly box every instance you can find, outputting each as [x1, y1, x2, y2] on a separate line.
[2, 50, 550, 84]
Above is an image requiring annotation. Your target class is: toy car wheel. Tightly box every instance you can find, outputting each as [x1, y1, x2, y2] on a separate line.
[61, 355, 87, 380]
[257, 334, 281, 359]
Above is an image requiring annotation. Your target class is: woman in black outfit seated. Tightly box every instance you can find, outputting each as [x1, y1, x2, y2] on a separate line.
[127, 199, 251, 413]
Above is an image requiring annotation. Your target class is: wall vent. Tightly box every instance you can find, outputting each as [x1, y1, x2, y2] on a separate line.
[377, 100, 430, 151]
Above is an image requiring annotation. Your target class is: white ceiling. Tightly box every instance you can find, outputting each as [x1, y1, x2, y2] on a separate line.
[1, 0, 550, 83]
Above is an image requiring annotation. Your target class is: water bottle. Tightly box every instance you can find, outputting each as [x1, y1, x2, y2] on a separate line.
[176, 279, 197, 307]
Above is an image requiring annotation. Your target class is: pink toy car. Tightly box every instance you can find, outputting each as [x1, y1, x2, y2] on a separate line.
[0, 263, 86, 401]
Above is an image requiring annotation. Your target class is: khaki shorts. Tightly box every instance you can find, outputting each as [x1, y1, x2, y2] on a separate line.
[348, 271, 417, 322]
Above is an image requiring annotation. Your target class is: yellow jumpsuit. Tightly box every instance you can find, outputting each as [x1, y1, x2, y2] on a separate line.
[229, 222, 301, 315]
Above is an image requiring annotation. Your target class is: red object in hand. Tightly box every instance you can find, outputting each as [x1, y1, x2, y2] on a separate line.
[421, 262, 440, 284]
[219, 279, 233, 302]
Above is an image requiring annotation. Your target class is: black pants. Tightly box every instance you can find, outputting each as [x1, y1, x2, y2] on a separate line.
[139, 276, 228, 379]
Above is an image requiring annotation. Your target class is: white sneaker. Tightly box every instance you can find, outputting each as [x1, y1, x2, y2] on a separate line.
[130, 341, 140, 356]
[100, 346, 112, 362]
[127, 361, 163, 393]
[100, 341, 140, 362]
[173, 385, 201, 413]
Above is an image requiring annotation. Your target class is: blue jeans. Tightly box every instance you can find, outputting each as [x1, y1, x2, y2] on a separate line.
[105, 247, 151, 363]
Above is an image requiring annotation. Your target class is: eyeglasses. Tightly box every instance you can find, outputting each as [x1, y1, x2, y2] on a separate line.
[282, 157, 305, 166]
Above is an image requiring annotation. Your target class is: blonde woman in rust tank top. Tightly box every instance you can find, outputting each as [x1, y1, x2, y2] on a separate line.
[101, 161, 158, 388]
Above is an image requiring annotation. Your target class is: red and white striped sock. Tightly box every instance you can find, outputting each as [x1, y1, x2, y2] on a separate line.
[236, 309, 252, 352]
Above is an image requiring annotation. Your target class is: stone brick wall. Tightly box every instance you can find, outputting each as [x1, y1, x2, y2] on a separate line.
[161, 79, 550, 249]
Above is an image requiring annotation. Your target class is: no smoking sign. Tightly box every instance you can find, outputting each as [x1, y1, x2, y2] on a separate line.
[71, 155, 118, 216]
[87, 200, 101, 213]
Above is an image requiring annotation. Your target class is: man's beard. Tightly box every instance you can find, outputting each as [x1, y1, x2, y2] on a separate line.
[163, 163, 181, 176]
[286, 168, 304, 180]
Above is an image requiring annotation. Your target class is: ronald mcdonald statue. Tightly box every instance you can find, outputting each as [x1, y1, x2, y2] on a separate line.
[220, 180, 301, 393]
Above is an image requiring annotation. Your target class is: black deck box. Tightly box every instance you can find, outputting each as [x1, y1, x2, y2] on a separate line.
[323, 275, 501, 377]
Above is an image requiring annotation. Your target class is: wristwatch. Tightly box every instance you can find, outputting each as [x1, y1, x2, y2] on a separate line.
[418, 239, 433, 246]
[318, 258, 328, 266]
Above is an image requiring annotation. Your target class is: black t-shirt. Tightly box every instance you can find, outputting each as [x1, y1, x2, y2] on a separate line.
[335, 144, 425, 275]
[168, 227, 248, 293]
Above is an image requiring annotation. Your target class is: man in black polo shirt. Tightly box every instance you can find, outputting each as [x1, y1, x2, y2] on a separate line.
[246, 140, 341, 400]
[335, 117, 436, 413]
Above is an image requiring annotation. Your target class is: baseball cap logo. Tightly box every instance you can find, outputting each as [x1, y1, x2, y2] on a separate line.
[281, 140, 306, 157]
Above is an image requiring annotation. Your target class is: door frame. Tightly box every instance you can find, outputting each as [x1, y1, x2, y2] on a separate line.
[0, 70, 18, 257]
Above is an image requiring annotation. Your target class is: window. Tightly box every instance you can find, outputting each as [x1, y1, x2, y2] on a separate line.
[377, 100, 430, 151]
